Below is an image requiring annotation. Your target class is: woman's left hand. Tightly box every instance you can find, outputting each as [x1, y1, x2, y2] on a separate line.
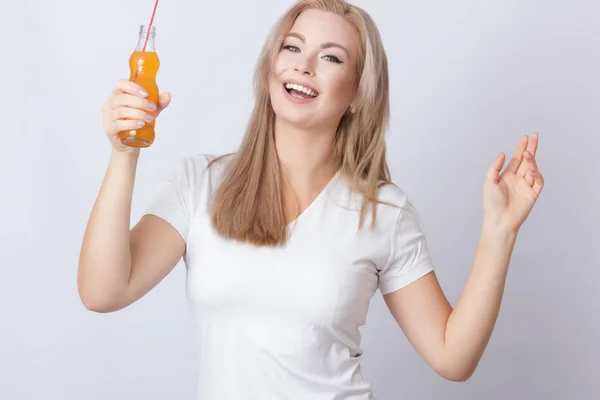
[482, 132, 545, 233]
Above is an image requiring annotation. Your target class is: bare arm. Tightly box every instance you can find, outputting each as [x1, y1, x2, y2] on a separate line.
[383, 223, 516, 382]
[77, 79, 180, 313]
[77, 150, 185, 312]
[384, 134, 544, 382]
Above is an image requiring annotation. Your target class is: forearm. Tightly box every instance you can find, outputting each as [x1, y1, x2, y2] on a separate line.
[442, 220, 518, 379]
[77, 149, 140, 309]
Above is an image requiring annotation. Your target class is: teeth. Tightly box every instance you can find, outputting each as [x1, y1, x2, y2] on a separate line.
[285, 83, 318, 97]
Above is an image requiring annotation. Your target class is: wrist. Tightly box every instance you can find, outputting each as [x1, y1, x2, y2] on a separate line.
[111, 147, 140, 161]
[480, 217, 518, 246]
[109, 148, 141, 173]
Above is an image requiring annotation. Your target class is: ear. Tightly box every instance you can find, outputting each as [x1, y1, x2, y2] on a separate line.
[349, 95, 360, 113]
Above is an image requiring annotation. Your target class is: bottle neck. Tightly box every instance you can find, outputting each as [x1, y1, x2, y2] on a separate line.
[135, 25, 156, 52]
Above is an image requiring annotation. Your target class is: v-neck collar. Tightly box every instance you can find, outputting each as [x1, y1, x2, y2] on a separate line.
[287, 170, 341, 229]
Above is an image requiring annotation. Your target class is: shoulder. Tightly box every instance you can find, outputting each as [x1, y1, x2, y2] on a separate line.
[333, 175, 416, 234]
[174, 152, 230, 176]
[168, 153, 234, 189]
[337, 176, 409, 217]
[344, 176, 429, 235]
[376, 182, 426, 232]
[153, 153, 235, 216]
[376, 181, 409, 210]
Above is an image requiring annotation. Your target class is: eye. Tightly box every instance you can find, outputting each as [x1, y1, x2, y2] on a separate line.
[323, 55, 343, 64]
[282, 44, 300, 53]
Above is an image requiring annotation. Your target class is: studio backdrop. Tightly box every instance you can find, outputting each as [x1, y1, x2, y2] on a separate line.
[1, 0, 598, 399]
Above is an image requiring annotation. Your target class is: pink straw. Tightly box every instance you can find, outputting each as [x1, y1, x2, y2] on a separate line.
[133, 0, 160, 83]
[142, 0, 160, 52]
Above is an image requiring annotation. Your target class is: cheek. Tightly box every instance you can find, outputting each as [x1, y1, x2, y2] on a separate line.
[323, 74, 357, 108]
[269, 62, 285, 94]
[272, 59, 284, 77]
[273, 51, 295, 76]
[269, 55, 290, 93]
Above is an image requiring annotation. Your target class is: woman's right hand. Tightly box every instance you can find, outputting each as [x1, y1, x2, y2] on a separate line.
[102, 79, 172, 154]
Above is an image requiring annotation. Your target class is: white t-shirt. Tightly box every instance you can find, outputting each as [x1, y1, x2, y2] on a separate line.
[144, 154, 434, 400]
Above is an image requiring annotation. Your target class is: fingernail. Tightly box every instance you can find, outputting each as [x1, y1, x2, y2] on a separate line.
[148, 102, 157, 110]
[137, 120, 145, 127]
[145, 114, 155, 122]
[140, 88, 149, 97]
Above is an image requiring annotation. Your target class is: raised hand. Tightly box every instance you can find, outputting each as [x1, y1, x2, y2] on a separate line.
[483, 133, 545, 232]
[101, 79, 171, 154]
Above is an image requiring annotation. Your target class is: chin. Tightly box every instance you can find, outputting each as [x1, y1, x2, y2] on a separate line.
[270, 91, 317, 130]
[276, 106, 318, 129]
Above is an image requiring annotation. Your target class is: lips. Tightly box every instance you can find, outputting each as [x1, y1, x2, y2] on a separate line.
[283, 81, 319, 98]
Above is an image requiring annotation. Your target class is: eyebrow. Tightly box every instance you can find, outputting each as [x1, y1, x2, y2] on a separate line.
[285, 32, 349, 56]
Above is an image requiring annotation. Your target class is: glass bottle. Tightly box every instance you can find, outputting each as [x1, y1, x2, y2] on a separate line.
[118, 24, 160, 148]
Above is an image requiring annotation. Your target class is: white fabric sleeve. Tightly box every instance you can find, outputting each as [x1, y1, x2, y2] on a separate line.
[143, 158, 193, 243]
[378, 197, 435, 295]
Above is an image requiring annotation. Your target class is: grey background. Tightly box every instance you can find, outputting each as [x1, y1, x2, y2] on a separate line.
[1, 0, 599, 399]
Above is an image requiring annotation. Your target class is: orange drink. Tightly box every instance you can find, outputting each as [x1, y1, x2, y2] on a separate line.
[119, 25, 160, 147]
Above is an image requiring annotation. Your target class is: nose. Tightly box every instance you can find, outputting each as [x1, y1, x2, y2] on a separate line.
[293, 58, 314, 76]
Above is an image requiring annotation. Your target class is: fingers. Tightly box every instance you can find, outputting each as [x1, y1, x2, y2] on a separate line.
[517, 148, 539, 178]
[157, 92, 172, 116]
[486, 152, 505, 184]
[111, 93, 157, 112]
[524, 169, 535, 186]
[519, 151, 544, 195]
[112, 106, 155, 123]
[102, 79, 171, 144]
[532, 170, 545, 195]
[158, 92, 171, 109]
[104, 79, 157, 112]
[113, 118, 147, 133]
[111, 79, 149, 97]
[503, 135, 528, 175]
[526, 132, 539, 157]
[489, 133, 544, 199]
[504, 133, 540, 178]
[104, 91, 157, 136]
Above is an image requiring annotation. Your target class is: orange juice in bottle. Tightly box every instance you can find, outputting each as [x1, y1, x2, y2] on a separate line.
[119, 24, 160, 147]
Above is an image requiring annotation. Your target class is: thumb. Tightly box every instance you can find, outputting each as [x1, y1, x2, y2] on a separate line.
[157, 92, 171, 115]
[485, 152, 505, 185]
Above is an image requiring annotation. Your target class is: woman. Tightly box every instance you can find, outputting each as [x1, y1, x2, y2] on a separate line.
[78, 0, 545, 398]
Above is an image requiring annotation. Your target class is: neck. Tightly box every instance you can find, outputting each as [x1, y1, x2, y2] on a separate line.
[274, 118, 338, 187]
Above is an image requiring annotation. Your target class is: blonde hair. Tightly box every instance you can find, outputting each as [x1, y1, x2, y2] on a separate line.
[210, 0, 391, 246]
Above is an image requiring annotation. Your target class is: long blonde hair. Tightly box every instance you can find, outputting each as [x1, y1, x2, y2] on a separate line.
[210, 0, 391, 247]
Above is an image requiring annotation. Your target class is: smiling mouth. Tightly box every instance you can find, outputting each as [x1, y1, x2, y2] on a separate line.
[284, 83, 319, 99]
